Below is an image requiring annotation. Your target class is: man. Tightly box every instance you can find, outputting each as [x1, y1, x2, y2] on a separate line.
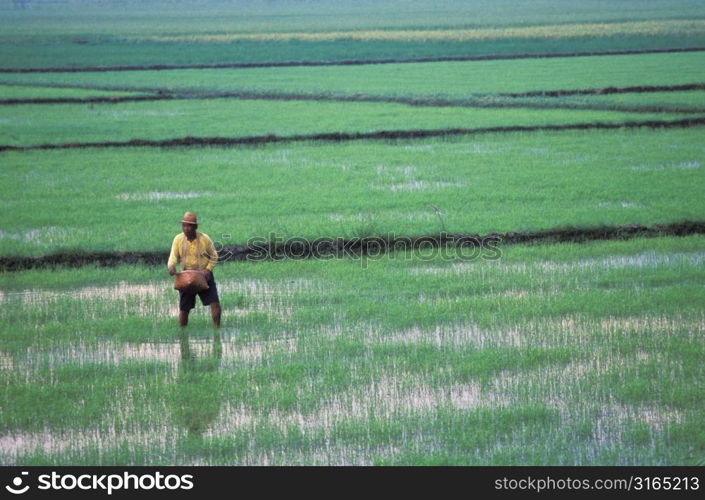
[167, 211, 221, 328]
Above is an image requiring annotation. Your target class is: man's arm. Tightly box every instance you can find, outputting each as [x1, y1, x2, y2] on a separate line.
[167, 235, 180, 275]
[204, 234, 218, 272]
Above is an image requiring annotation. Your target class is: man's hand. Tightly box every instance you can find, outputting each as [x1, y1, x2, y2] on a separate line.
[168, 265, 176, 276]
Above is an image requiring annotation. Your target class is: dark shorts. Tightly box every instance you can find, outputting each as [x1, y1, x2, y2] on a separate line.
[179, 271, 220, 312]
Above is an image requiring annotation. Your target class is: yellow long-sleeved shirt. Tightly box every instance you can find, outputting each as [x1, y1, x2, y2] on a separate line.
[167, 231, 218, 271]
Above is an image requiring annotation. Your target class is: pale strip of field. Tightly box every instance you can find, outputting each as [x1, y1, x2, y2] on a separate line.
[113, 191, 210, 201]
[0, 277, 319, 322]
[5, 308, 702, 377]
[2, 337, 298, 376]
[0, 227, 92, 251]
[134, 20, 705, 43]
[361, 312, 705, 350]
[410, 250, 705, 277]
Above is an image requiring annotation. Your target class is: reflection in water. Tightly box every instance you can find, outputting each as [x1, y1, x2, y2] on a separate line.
[171, 330, 224, 440]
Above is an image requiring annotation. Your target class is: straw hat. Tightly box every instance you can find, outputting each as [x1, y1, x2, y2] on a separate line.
[181, 211, 198, 225]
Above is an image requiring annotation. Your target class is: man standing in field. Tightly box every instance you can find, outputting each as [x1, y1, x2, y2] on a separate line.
[167, 211, 221, 329]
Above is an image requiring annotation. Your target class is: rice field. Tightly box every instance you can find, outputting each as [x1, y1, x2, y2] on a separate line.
[4, 52, 705, 99]
[1, 235, 704, 465]
[2, 1, 705, 69]
[1, 0, 704, 466]
[132, 19, 705, 43]
[2, 127, 704, 256]
[3, 99, 691, 147]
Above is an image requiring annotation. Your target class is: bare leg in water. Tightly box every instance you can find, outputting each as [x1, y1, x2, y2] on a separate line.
[179, 302, 220, 328]
[209, 301, 221, 329]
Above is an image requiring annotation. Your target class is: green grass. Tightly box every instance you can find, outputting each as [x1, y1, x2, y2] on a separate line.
[1, 127, 704, 256]
[515, 90, 705, 114]
[0, 98, 693, 147]
[1, 235, 704, 464]
[3, 51, 705, 98]
[0, 85, 149, 100]
[552, 90, 705, 108]
[4, 36, 705, 70]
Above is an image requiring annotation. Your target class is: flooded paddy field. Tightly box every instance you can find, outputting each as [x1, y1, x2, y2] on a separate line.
[2, 236, 704, 465]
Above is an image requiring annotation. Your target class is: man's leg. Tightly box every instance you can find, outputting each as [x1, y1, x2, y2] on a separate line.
[179, 290, 196, 327]
[201, 272, 221, 329]
[209, 301, 221, 329]
[179, 309, 189, 327]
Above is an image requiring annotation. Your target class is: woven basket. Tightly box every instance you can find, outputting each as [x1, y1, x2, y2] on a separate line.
[174, 270, 209, 294]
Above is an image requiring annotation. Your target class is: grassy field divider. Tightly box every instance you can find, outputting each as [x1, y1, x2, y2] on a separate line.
[3, 84, 705, 116]
[1, 47, 704, 74]
[2, 115, 705, 152]
[2, 220, 703, 271]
